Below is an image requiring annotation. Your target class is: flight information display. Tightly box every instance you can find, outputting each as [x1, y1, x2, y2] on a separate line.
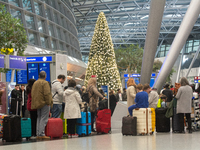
[6, 70, 16, 82]
[17, 70, 28, 84]
[39, 63, 50, 82]
[28, 63, 39, 80]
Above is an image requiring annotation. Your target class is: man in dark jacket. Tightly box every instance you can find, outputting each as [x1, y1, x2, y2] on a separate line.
[122, 88, 127, 101]
[115, 89, 122, 102]
[162, 84, 173, 107]
[31, 71, 53, 139]
[20, 85, 28, 117]
[10, 84, 21, 115]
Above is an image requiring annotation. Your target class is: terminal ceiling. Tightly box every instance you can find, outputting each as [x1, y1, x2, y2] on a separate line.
[70, 0, 200, 56]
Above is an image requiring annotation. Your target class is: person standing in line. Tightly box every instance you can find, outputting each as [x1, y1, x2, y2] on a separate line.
[109, 90, 117, 116]
[10, 84, 21, 115]
[126, 78, 137, 114]
[162, 84, 173, 107]
[128, 84, 149, 116]
[122, 88, 127, 101]
[20, 85, 27, 117]
[175, 77, 193, 133]
[115, 89, 122, 102]
[31, 71, 53, 139]
[87, 78, 105, 132]
[148, 88, 159, 108]
[51, 74, 66, 118]
[26, 79, 37, 139]
[63, 79, 82, 137]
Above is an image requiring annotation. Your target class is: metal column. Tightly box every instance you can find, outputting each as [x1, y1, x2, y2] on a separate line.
[153, 0, 200, 92]
[140, 0, 166, 85]
[176, 46, 185, 83]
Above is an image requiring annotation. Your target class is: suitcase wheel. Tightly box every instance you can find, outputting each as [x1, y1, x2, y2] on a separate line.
[26, 137, 30, 140]
[109, 130, 112, 134]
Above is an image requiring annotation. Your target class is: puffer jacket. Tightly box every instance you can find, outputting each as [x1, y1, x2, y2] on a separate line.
[31, 78, 53, 109]
[63, 87, 82, 119]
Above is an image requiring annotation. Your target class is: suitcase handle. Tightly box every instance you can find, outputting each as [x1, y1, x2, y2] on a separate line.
[22, 118, 28, 120]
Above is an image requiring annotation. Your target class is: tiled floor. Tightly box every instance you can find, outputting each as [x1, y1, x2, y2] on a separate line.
[1, 129, 200, 150]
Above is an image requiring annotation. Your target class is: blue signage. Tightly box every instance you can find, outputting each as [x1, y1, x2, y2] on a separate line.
[28, 63, 39, 80]
[9, 55, 26, 70]
[26, 56, 52, 62]
[124, 74, 129, 78]
[125, 73, 156, 78]
[150, 78, 155, 87]
[17, 70, 28, 84]
[6, 70, 16, 82]
[101, 85, 109, 99]
[39, 63, 50, 82]
[0, 54, 4, 68]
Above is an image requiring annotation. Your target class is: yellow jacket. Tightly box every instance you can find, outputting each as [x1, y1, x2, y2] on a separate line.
[157, 98, 163, 108]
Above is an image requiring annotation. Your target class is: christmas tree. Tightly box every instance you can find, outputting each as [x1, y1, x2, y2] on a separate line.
[84, 12, 122, 91]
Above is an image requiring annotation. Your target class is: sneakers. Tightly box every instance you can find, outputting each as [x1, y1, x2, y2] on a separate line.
[68, 133, 78, 138]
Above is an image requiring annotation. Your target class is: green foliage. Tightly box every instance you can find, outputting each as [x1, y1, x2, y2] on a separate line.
[85, 12, 122, 91]
[115, 44, 144, 73]
[0, 4, 28, 73]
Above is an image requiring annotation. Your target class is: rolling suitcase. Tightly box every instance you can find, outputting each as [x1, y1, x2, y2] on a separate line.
[96, 109, 111, 134]
[76, 111, 91, 136]
[132, 108, 152, 135]
[45, 118, 63, 139]
[3, 115, 21, 142]
[0, 114, 7, 138]
[122, 116, 137, 136]
[172, 107, 184, 133]
[155, 108, 170, 132]
[151, 108, 156, 133]
[21, 118, 32, 140]
[60, 112, 67, 134]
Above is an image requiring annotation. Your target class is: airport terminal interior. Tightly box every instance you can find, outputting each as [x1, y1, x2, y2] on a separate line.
[1, 0, 200, 149]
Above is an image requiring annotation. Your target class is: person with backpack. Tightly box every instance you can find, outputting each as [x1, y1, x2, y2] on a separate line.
[87, 78, 105, 132]
[51, 74, 66, 118]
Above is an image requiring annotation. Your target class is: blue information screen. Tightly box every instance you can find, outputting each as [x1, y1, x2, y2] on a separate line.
[6, 70, 16, 82]
[39, 63, 50, 82]
[0, 54, 4, 68]
[28, 63, 39, 80]
[9, 55, 26, 70]
[17, 70, 28, 84]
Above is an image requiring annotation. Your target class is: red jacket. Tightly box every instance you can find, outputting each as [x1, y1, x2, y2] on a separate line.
[27, 92, 36, 111]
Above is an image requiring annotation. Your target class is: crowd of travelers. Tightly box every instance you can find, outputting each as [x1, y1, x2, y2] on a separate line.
[8, 70, 199, 139]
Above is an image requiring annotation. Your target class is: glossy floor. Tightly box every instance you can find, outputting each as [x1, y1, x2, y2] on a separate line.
[1, 130, 200, 150]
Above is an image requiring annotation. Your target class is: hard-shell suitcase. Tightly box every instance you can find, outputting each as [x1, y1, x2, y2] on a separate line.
[155, 108, 170, 132]
[76, 111, 91, 136]
[0, 114, 7, 138]
[122, 116, 137, 136]
[172, 107, 184, 133]
[96, 109, 111, 134]
[3, 115, 21, 142]
[151, 108, 156, 133]
[132, 108, 152, 135]
[21, 118, 32, 140]
[60, 112, 67, 134]
[45, 118, 63, 139]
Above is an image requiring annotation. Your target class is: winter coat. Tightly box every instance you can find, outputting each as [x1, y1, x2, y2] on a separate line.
[148, 90, 159, 108]
[175, 85, 193, 114]
[52, 80, 64, 104]
[122, 91, 127, 101]
[31, 78, 53, 109]
[63, 87, 82, 119]
[20, 89, 28, 107]
[127, 86, 136, 108]
[27, 92, 36, 111]
[110, 94, 117, 115]
[87, 85, 104, 112]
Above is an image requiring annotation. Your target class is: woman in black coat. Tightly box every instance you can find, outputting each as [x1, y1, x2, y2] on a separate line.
[109, 90, 117, 116]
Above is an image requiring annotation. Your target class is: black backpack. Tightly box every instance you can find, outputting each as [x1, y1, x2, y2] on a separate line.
[82, 86, 94, 103]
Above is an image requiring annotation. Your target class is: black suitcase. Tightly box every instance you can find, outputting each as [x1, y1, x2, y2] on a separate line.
[3, 115, 21, 142]
[172, 107, 184, 133]
[99, 99, 108, 110]
[156, 108, 170, 132]
[122, 116, 137, 136]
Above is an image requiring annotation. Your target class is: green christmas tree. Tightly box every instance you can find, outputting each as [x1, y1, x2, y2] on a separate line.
[84, 12, 122, 91]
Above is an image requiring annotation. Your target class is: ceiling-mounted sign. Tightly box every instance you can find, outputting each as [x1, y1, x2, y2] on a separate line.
[26, 56, 52, 62]
[8, 55, 27, 70]
[0, 54, 4, 68]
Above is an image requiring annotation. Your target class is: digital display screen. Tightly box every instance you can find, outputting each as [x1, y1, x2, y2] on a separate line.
[26, 56, 52, 62]
[39, 63, 50, 82]
[28, 63, 39, 80]
[17, 70, 28, 84]
[0, 54, 4, 68]
[9, 55, 26, 70]
[6, 70, 16, 82]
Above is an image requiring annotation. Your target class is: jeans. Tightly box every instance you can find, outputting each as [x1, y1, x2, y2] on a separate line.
[128, 104, 138, 116]
[37, 105, 50, 136]
[52, 104, 62, 118]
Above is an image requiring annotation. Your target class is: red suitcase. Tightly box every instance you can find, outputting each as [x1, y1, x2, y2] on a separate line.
[96, 109, 111, 134]
[45, 118, 63, 139]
